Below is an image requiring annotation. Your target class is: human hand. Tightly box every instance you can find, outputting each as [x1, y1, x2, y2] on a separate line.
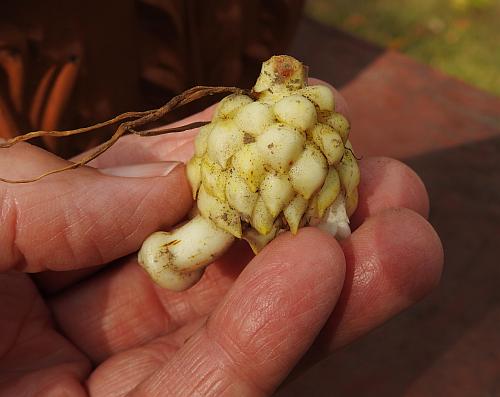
[0, 83, 443, 396]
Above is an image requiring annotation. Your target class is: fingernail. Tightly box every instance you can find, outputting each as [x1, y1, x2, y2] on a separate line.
[99, 161, 182, 178]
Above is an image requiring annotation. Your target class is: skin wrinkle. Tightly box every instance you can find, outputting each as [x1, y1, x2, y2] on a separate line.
[205, 314, 274, 394]
[138, 167, 191, 232]
[237, 287, 328, 366]
[199, 329, 266, 397]
[203, 254, 337, 394]
[157, 247, 245, 327]
[131, 339, 209, 397]
[15, 184, 81, 271]
[235, 307, 288, 363]
[212, 260, 289, 328]
[0, 286, 37, 362]
[47, 212, 85, 271]
[140, 338, 179, 365]
[142, 276, 183, 344]
[186, 366, 226, 397]
[171, 316, 208, 348]
[202, 331, 281, 397]
[14, 298, 52, 348]
[117, 284, 169, 346]
[185, 282, 216, 319]
[35, 375, 87, 397]
[150, 277, 208, 338]
[86, 321, 195, 392]
[94, 178, 169, 259]
[60, 196, 100, 269]
[338, 226, 388, 325]
[115, 196, 147, 246]
[0, 280, 90, 393]
[187, 258, 238, 308]
[234, 290, 334, 376]
[73, 187, 111, 266]
[0, 188, 23, 270]
[95, 277, 167, 360]
[161, 291, 201, 329]
[51, 263, 176, 364]
[99, 296, 134, 336]
[74, 179, 145, 265]
[153, 135, 196, 160]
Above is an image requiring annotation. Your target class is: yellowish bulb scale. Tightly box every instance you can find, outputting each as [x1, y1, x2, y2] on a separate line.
[251, 195, 276, 235]
[186, 156, 202, 199]
[256, 123, 306, 173]
[336, 145, 360, 195]
[207, 120, 244, 169]
[283, 194, 309, 234]
[225, 172, 259, 221]
[197, 185, 242, 238]
[200, 156, 227, 201]
[214, 94, 253, 120]
[289, 143, 328, 199]
[321, 112, 350, 143]
[273, 95, 317, 132]
[310, 123, 344, 165]
[316, 166, 341, 218]
[194, 123, 213, 157]
[234, 102, 275, 136]
[260, 172, 295, 217]
[231, 142, 266, 192]
[298, 85, 335, 112]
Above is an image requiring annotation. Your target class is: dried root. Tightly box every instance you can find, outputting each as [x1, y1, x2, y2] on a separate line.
[0, 86, 248, 183]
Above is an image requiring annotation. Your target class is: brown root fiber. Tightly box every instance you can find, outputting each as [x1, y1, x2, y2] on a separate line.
[0, 86, 248, 184]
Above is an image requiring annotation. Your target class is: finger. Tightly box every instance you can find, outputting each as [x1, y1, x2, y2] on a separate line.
[305, 208, 443, 364]
[87, 228, 346, 397]
[0, 273, 90, 396]
[0, 143, 192, 272]
[74, 106, 217, 168]
[49, 241, 255, 363]
[351, 157, 430, 228]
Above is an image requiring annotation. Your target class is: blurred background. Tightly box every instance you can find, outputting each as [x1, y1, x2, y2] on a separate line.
[306, 0, 500, 96]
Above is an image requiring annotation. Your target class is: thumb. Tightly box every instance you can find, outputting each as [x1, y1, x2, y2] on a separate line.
[0, 143, 192, 272]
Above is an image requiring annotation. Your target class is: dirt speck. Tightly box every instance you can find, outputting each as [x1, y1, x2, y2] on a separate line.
[244, 133, 255, 144]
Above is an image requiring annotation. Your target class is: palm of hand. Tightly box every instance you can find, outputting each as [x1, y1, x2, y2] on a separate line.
[0, 88, 443, 396]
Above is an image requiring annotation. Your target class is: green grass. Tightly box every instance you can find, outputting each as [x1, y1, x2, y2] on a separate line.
[305, 0, 500, 96]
